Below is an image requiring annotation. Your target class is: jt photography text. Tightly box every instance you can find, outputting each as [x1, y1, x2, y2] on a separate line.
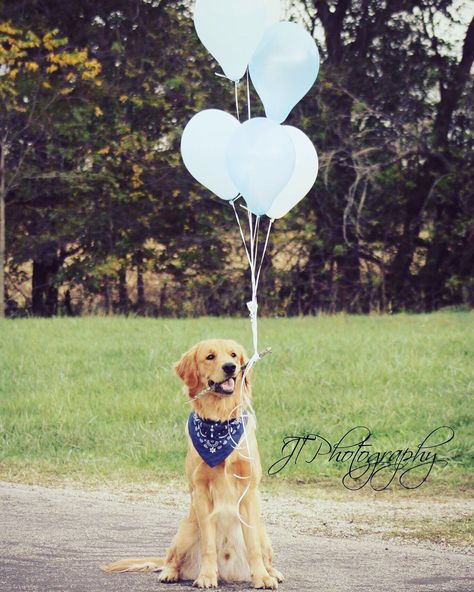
[268, 426, 455, 490]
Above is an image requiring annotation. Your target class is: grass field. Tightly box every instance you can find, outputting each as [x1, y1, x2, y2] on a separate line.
[0, 313, 473, 496]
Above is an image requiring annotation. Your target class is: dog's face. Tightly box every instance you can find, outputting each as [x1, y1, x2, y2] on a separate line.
[174, 339, 248, 397]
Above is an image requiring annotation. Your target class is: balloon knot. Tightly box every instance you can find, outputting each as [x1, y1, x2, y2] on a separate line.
[247, 299, 258, 317]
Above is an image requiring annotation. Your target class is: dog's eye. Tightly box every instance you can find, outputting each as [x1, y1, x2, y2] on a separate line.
[231, 352, 237, 358]
[206, 354, 215, 360]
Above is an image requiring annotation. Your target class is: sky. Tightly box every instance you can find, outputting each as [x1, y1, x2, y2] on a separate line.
[281, 0, 474, 59]
[433, 0, 474, 54]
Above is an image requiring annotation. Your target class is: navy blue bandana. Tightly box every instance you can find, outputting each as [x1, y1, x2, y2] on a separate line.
[188, 411, 249, 468]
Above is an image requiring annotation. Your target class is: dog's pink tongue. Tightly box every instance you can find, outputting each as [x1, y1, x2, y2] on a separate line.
[221, 377, 235, 393]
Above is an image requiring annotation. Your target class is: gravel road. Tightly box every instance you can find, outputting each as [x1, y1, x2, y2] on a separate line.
[0, 481, 472, 592]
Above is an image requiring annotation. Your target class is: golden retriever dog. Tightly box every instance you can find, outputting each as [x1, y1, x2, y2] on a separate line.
[102, 338, 283, 589]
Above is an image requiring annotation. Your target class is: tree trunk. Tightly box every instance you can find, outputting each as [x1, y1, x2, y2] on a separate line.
[458, 227, 474, 307]
[159, 282, 167, 316]
[433, 18, 474, 148]
[63, 289, 74, 316]
[118, 266, 129, 315]
[335, 244, 361, 312]
[32, 243, 61, 317]
[0, 136, 6, 319]
[386, 182, 428, 310]
[314, 0, 351, 65]
[387, 18, 474, 310]
[103, 276, 112, 315]
[135, 253, 146, 315]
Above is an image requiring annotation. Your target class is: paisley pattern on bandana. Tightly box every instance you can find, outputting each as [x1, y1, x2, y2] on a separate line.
[188, 410, 248, 468]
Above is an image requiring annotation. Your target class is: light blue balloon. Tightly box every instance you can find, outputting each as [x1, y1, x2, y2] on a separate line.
[249, 21, 320, 123]
[227, 118, 296, 216]
[194, 0, 267, 82]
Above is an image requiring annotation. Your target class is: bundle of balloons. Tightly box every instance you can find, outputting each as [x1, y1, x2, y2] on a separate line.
[181, 0, 320, 363]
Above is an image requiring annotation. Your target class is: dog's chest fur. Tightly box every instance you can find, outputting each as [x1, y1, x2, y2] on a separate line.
[181, 451, 254, 582]
[180, 512, 251, 582]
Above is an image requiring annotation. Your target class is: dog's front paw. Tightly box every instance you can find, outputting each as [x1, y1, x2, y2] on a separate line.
[267, 567, 284, 582]
[159, 565, 180, 583]
[253, 573, 278, 589]
[267, 567, 285, 582]
[193, 572, 218, 588]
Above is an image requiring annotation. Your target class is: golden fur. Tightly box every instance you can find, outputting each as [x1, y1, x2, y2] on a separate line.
[102, 339, 283, 589]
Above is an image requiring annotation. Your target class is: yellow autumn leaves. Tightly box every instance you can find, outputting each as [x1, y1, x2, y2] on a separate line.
[0, 21, 102, 98]
[1, 21, 149, 193]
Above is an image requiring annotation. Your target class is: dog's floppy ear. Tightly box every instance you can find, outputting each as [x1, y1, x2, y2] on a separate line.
[235, 342, 251, 389]
[174, 346, 200, 391]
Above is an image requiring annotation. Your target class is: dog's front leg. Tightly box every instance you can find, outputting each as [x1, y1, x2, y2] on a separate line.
[159, 515, 199, 583]
[260, 522, 284, 583]
[241, 489, 278, 590]
[193, 483, 218, 589]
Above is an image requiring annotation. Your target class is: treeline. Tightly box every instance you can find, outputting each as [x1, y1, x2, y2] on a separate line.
[1, 0, 473, 318]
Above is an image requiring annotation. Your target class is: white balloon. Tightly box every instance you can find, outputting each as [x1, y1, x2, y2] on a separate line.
[263, 0, 282, 25]
[227, 118, 296, 216]
[266, 126, 318, 219]
[194, 0, 268, 82]
[181, 109, 240, 200]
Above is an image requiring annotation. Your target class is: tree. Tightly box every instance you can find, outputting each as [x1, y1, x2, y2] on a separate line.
[277, 0, 474, 312]
[2, 1, 473, 316]
[3, 1, 242, 316]
[0, 21, 101, 317]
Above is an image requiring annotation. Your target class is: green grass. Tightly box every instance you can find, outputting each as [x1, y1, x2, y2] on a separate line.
[0, 313, 473, 495]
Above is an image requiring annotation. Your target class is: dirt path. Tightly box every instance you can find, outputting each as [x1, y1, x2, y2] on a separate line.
[0, 481, 472, 592]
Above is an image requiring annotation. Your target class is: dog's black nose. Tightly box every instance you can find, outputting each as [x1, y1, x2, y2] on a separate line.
[222, 363, 236, 376]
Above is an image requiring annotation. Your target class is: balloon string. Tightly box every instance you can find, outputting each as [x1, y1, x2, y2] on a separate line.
[231, 203, 273, 361]
[231, 199, 251, 264]
[256, 218, 273, 290]
[234, 81, 240, 122]
[247, 207, 254, 270]
[248, 209, 256, 278]
[226, 207, 273, 529]
[224, 382, 256, 529]
[254, 215, 260, 272]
